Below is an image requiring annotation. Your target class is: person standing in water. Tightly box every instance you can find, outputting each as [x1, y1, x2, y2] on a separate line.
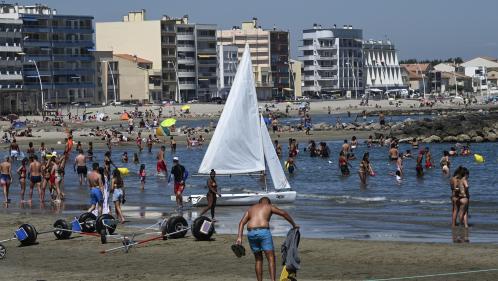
[170, 136, 177, 153]
[111, 168, 126, 223]
[200, 169, 222, 221]
[285, 157, 296, 174]
[274, 140, 282, 158]
[156, 146, 167, 175]
[0, 156, 12, 203]
[146, 134, 153, 153]
[170, 157, 187, 210]
[358, 152, 374, 185]
[424, 147, 433, 169]
[87, 163, 104, 216]
[74, 150, 88, 186]
[339, 151, 352, 176]
[28, 155, 43, 203]
[236, 197, 298, 281]
[416, 150, 424, 177]
[17, 158, 28, 202]
[440, 151, 451, 176]
[139, 164, 146, 191]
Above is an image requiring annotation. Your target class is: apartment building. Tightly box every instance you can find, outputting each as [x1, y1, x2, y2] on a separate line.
[216, 44, 238, 98]
[218, 18, 290, 100]
[363, 40, 403, 91]
[96, 10, 217, 102]
[0, 4, 24, 114]
[299, 24, 363, 98]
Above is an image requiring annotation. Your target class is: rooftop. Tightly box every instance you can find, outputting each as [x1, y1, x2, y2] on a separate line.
[400, 63, 431, 79]
[114, 54, 152, 64]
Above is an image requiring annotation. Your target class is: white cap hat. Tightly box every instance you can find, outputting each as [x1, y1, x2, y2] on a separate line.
[173, 156, 179, 161]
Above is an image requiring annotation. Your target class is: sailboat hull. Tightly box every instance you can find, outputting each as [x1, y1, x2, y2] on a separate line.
[175, 190, 297, 207]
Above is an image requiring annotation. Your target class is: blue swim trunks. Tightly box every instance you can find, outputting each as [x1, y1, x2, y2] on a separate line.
[247, 228, 274, 253]
[90, 187, 103, 205]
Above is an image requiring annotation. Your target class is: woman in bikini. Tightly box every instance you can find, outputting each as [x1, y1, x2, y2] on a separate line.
[17, 158, 27, 202]
[111, 169, 126, 223]
[440, 151, 451, 176]
[200, 169, 221, 221]
[358, 152, 374, 185]
[457, 167, 470, 228]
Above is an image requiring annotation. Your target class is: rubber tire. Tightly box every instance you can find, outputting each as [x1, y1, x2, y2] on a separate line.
[164, 216, 188, 239]
[0, 243, 6, 259]
[191, 216, 214, 241]
[100, 229, 107, 244]
[53, 219, 72, 240]
[19, 224, 38, 245]
[96, 214, 116, 235]
[78, 212, 97, 233]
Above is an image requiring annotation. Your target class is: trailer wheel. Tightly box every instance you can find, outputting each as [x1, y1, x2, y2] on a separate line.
[19, 224, 38, 245]
[96, 214, 116, 235]
[164, 216, 188, 239]
[78, 212, 97, 233]
[191, 216, 214, 241]
[0, 243, 6, 259]
[53, 219, 71, 240]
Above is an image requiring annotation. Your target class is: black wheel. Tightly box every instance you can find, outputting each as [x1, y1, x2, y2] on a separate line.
[53, 219, 71, 240]
[0, 243, 5, 259]
[19, 224, 38, 245]
[164, 216, 188, 239]
[100, 229, 107, 244]
[96, 214, 116, 235]
[191, 216, 215, 241]
[78, 212, 97, 233]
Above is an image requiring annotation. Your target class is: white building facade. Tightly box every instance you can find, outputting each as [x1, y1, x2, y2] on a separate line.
[299, 24, 363, 98]
[216, 44, 238, 99]
[363, 40, 403, 91]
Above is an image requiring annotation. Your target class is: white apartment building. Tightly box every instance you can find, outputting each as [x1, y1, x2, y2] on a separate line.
[363, 40, 403, 91]
[299, 24, 363, 98]
[216, 44, 238, 99]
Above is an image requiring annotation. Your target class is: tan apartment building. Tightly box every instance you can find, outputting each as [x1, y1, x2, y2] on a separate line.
[96, 10, 217, 102]
[289, 59, 302, 99]
[218, 19, 271, 99]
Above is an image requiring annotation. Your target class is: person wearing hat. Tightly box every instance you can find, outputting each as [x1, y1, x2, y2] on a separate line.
[169, 156, 187, 209]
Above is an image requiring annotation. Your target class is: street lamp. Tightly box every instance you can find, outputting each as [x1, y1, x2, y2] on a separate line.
[416, 64, 426, 99]
[28, 59, 44, 113]
[102, 60, 117, 105]
[167, 60, 180, 103]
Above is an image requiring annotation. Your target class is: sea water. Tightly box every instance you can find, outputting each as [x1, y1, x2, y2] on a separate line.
[2, 136, 497, 243]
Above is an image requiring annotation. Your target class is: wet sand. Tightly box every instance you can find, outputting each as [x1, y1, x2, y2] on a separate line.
[2, 213, 498, 280]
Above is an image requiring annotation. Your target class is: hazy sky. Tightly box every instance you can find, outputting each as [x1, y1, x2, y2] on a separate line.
[21, 0, 498, 60]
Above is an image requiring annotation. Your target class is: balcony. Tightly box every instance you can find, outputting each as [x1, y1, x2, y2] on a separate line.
[317, 55, 337, 60]
[177, 70, 196, 77]
[298, 55, 316, 61]
[177, 45, 195, 52]
[0, 45, 22, 53]
[177, 57, 195, 64]
[304, 65, 337, 71]
[178, 83, 196, 90]
[298, 45, 315, 51]
[0, 73, 23, 80]
[177, 34, 195, 41]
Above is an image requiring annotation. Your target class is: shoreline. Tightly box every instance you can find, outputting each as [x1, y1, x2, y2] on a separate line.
[1, 212, 498, 280]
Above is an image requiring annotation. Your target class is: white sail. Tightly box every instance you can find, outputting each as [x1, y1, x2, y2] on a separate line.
[198, 44, 265, 174]
[260, 116, 291, 190]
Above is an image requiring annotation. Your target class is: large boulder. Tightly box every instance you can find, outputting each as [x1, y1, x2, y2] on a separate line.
[456, 134, 471, 142]
[472, 136, 484, 143]
[485, 133, 497, 142]
[443, 136, 458, 142]
[422, 135, 441, 143]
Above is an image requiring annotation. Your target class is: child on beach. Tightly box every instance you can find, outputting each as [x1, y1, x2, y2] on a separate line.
[139, 164, 146, 191]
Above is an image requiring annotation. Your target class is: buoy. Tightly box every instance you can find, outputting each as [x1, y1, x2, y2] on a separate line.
[474, 154, 485, 163]
[117, 167, 129, 176]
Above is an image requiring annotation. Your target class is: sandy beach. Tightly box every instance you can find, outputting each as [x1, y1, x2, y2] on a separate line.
[1, 213, 498, 280]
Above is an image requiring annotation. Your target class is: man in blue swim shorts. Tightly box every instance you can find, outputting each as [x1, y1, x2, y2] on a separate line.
[236, 197, 298, 281]
[87, 163, 104, 216]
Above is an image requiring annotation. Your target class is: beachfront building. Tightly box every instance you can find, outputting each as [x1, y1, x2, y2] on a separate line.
[400, 63, 431, 95]
[461, 57, 498, 94]
[0, 5, 24, 114]
[96, 10, 217, 102]
[298, 24, 363, 99]
[217, 18, 290, 100]
[363, 40, 404, 94]
[289, 59, 303, 99]
[0, 3, 96, 113]
[216, 44, 238, 99]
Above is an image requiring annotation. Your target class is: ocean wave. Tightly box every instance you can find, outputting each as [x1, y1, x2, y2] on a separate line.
[298, 194, 447, 205]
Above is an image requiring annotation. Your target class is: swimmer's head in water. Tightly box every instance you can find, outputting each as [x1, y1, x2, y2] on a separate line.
[259, 197, 271, 204]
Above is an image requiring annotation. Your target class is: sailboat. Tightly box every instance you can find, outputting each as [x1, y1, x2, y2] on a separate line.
[183, 44, 297, 206]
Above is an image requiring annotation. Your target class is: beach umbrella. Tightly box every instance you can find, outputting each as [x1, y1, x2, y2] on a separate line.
[160, 118, 176, 128]
[181, 105, 190, 111]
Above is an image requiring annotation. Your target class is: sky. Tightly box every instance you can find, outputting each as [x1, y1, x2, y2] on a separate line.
[20, 0, 498, 61]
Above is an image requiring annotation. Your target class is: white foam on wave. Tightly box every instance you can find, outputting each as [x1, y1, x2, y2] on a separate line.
[299, 193, 447, 205]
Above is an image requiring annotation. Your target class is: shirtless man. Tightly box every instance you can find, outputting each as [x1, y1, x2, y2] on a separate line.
[87, 163, 104, 216]
[0, 156, 12, 203]
[74, 150, 87, 186]
[388, 143, 399, 161]
[29, 155, 43, 202]
[236, 197, 298, 281]
[9, 139, 20, 161]
[156, 146, 167, 175]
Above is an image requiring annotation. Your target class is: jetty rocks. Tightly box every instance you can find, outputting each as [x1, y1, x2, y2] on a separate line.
[393, 112, 498, 143]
